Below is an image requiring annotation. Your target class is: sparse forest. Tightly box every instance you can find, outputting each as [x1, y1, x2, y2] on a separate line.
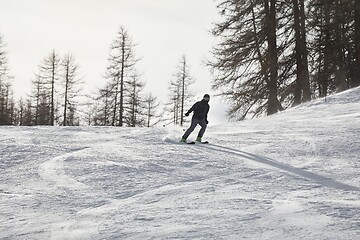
[0, 28, 163, 127]
[1, 0, 360, 126]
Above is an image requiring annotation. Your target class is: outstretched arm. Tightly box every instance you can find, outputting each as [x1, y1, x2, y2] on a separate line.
[185, 102, 198, 116]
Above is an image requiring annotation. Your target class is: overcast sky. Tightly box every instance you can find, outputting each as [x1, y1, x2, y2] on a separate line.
[1, 0, 228, 123]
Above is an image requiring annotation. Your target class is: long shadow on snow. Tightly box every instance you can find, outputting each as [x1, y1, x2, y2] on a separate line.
[201, 144, 360, 192]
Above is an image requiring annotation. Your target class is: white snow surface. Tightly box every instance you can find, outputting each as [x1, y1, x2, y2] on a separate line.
[1, 87, 360, 240]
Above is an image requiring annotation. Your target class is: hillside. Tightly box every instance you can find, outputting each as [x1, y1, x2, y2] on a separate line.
[1, 87, 359, 239]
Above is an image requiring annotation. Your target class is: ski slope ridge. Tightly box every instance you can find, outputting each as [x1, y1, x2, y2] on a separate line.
[0, 87, 359, 239]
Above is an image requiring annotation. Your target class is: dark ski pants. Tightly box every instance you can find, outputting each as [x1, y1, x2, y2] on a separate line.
[182, 118, 207, 140]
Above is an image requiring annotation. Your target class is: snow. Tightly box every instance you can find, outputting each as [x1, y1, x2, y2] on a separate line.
[1, 87, 360, 239]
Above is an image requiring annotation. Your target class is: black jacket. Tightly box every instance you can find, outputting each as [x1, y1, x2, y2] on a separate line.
[186, 99, 209, 121]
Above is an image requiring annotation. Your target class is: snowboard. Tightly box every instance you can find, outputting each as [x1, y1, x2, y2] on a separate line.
[187, 141, 209, 144]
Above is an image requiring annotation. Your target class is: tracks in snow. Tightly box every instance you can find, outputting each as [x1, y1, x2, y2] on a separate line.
[38, 147, 90, 191]
[200, 143, 360, 192]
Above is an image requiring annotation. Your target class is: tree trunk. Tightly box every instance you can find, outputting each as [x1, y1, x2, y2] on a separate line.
[293, 0, 303, 105]
[293, 0, 311, 105]
[119, 37, 125, 127]
[180, 58, 186, 127]
[265, 0, 279, 115]
[299, 0, 311, 102]
[322, 3, 331, 97]
[63, 71, 69, 126]
[50, 52, 56, 126]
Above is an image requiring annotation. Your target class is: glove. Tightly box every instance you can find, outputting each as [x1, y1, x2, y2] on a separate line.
[185, 112, 189, 117]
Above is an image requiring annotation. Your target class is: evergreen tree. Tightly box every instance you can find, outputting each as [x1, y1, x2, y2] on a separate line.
[166, 55, 194, 126]
[92, 83, 113, 126]
[36, 50, 61, 125]
[18, 99, 33, 126]
[354, 0, 360, 87]
[144, 93, 161, 127]
[61, 53, 82, 126]
[209, 0, 282, 119]
[0, 35, 14, 125]
[124, 72, 145, 127]
[308, 0, 356, 97]
[30, 73, 47, 125]
[104, 26, 139, 126]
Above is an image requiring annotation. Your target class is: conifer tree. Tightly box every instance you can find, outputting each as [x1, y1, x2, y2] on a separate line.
[167, 55, 194, 126]
[144, 93, 161, 127]
[36, 50, 61, 125]
[124, 72, 145, 127]
[354, 0, 360, 87]
[308, 0, 356, 96]
[104, 26, 139, 126]
[209, 0, 282, 119]
[61, 53, 82, 126]
[0, 35, 14, 125]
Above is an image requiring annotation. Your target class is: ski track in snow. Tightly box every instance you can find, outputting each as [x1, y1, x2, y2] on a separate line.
[163, 136, 360, 192]
[38, 147, 90, 191]
[201, 144, 360, 192]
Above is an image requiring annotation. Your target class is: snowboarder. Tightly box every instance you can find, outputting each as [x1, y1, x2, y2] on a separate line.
[180, 94, 210, 143]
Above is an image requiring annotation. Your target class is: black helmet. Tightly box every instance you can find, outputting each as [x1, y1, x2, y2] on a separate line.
[203, 94, 210, 102]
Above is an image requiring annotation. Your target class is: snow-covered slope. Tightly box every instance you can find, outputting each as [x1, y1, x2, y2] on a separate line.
[1, 87, 359, 239]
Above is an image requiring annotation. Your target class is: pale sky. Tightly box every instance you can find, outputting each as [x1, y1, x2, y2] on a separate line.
[0, 0, 228, 123]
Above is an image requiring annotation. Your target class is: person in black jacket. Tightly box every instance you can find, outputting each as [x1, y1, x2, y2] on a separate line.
[180, 94, 210, 143]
